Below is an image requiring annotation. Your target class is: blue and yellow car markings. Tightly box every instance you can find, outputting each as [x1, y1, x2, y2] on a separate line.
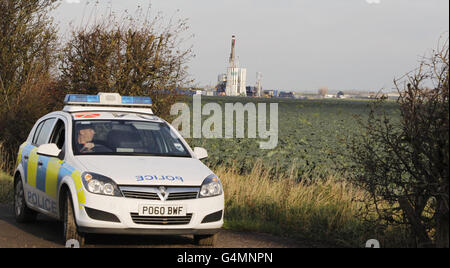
[20, 144, 35, 182]
[45, 158, 63, 198]
[36, 155, 50, 192]
[19, 143, 86, 210]
[57, 162, 86, 209]
[16, 143, 26, 170]
[27, 147, 39, 187]
[72, 170, 85, 209]
[57, 162, 75, 188]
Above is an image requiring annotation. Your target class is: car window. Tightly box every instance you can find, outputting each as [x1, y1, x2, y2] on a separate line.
[50, 119, 66, 149]
[32, 121, 45, 145]
[35, 118, 56, 146]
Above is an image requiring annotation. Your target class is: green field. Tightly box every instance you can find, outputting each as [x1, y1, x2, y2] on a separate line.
[183, 97, 408, 246]
[184, 96, 399, 179]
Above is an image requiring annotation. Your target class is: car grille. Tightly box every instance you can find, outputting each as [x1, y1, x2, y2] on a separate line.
[130, 213, 193, 225]
[122, 190, 160, 200]
[165, 192, 198, 200]
[120, 186, 199, 201]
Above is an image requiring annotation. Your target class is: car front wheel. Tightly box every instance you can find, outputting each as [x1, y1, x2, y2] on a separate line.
[63, 193, 85, 247]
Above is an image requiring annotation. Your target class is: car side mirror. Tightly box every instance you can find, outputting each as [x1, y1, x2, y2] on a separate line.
[193, 147, 208, 160]
[37, 143, 61, 158]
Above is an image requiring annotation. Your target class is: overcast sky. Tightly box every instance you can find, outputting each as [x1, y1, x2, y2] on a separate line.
[55, 0, 449, 92]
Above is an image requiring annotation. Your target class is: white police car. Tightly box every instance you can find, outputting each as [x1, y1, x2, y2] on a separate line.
[13, 93, 224, 247]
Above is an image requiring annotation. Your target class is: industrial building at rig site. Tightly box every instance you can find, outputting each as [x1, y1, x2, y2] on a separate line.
[224, 35, 247, 96]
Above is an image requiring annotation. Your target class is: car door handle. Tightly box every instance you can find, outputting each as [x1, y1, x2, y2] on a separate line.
[38, 161, 43, 166]
[24, 156, 29, 160]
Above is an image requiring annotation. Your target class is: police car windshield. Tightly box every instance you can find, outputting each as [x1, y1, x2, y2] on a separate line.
[73, 120, 191, 157]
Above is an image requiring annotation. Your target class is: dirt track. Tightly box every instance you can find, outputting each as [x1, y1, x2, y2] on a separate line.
[0, 203, 322, 248]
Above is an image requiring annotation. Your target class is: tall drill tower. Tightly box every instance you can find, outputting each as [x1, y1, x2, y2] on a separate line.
[229, 35, 236, 68]
[225, 35, 247, 96]
[256, 72, 263, 97]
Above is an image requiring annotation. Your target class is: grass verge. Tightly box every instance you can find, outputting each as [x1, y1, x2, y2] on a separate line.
[0, 170, 13, 204]
[216, 162, 409, 248]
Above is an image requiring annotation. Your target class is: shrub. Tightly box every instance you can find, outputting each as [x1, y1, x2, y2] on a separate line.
[58, 6, 193, 119]
[0, 74, 64, 174]
[345, 37, 449, 248]
[0, 0, 59, 174]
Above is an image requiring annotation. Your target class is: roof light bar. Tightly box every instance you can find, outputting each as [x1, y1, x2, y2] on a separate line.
[64, 94, 100, 104]
[122, 96, 153, 105]
[64, 93, 152, 107]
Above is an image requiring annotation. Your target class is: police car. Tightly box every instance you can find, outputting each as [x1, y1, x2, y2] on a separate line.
[13, 93, 224, 247]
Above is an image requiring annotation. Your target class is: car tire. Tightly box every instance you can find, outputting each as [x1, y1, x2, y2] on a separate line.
[194, 234, 217, 247]
[14, 179, 37, 223]
[63, 193, 85, 247]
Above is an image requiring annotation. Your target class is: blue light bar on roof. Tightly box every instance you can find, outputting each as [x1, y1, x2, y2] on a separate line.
[64, 93, 152, 107]
[64, 94, 100, 103]
[122, 96, 153, 105]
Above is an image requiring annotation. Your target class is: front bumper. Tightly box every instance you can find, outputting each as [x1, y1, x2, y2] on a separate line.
[75, 190, 224, 235]
[78, 227, 221, 235]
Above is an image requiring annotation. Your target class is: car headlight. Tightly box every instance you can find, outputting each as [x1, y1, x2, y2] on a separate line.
[199, 174, 223, 198]
[81, 172, 122, 197]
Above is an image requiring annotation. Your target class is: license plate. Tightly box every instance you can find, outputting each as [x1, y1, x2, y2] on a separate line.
[138, 205, 187, 216]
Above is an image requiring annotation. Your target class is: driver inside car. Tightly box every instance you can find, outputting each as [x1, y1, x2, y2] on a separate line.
[77, 126, 97, 153]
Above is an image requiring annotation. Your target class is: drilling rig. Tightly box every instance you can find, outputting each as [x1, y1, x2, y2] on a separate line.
[225, 35, 247, 96]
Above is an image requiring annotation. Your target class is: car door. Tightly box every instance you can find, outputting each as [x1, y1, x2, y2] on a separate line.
[45, 119, 66, 200]
[22, 117, 57, 214]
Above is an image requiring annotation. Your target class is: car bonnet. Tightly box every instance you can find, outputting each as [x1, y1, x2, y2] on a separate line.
[75, 155, 214, 186]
